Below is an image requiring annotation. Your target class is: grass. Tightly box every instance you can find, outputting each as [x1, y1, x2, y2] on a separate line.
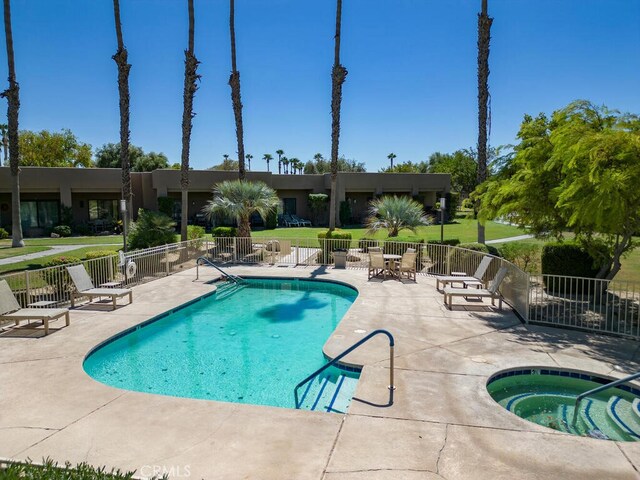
[0, 235, 123, 247]
[0, 245, 50, 259]
[251, 219, 526, 243]
[0, 245, 121, 274]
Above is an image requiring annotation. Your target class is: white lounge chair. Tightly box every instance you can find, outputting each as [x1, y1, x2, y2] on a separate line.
[66, 264, 133, 310]
[436, 256, 493, 291]
[443, 267, 508, 310]
[0, 280, 69, 335]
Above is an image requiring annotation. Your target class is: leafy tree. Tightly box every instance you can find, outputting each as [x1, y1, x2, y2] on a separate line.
[112, 0, 132, 222]
[134, 151, 169, 171]
[304, 154, 364, 174]
[476, 0, 493, 243]
[228, 0, 245, 179]
[210, 157, 239, 171]
[476, 100, 640, 280]
[18, 129, 92, 167]
[365, 195, 432, 237]
[329, 0, 348, 231]
[180, 0, 200, 241]
[2, 0, 24, 247]
[203, 180, 279, 238]
[94, 143, 168, 171]
[426, 150, 478, 196]
[379, 160, 428, 174]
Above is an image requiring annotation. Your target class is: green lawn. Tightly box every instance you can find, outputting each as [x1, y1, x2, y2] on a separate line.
[0, 245, 50, 259]
[0, 245, 121, 274]
[251, 219, 525, 243]
[0, 235, 123, 247]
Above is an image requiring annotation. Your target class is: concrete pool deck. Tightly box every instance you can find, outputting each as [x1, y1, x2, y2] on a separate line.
[1, 265, 640, 479]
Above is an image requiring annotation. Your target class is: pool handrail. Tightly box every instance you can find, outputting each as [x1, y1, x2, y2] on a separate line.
[196, 256, 244, 283]
[571, 370, 640, 426]
[294, 329, 395, 409]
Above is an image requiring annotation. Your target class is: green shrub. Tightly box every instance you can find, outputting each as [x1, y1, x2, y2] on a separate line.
[445, 192, 459, 221]
[52, 225, 72, 237]
[74, 222, 91, 236]
[211, 226, 237, 237]
[265, 209, 278, 230]
[158, 196, 177, 217]
[461, 198, 474, 210]
[84, 250, 119, 281]
[43, 256, 81, 268]
[187, 225, 206, 250]
[128, 209, 176, 250]
[318, 230, 352, 263]
[42, 256, 81, 297]
[500, 242, 541, 273]
[84, 250, 117, 260]
[0, 227, 8, 239]
[427, 239, 461, 246]
[0, 457, 137, 479]
[457, 242, 501, 257]
[339, 200, 351, 225]
[541, 242, 605, 295]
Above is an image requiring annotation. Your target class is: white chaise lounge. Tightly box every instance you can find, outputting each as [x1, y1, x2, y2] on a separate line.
[443, 267, 508, 310]
[436, 255, 493, 291]
[66, 264, 133, 310]
[0, 280, 70, 335]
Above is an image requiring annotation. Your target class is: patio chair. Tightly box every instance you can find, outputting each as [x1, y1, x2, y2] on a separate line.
[66, 264, 133, 310]
[282, 214, 300, 227]
[0, 280, 70, 335]
[443, 267, 508, 310]
[396, 251, 417, 281]
[292, 215, 312, 227]
[436, 256, 493, 291]
[368, 250, 388, 280]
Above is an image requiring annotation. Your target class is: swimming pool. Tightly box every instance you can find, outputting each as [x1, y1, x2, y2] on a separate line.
[84, 278, 360, 411]
[487, 368, 640, 441]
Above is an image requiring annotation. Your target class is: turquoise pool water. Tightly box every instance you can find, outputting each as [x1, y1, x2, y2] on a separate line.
[488, 369, 640, 441]
[84, 278, 359, 409]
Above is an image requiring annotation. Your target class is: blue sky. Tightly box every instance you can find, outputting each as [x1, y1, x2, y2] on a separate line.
[1, 0, 639, 171]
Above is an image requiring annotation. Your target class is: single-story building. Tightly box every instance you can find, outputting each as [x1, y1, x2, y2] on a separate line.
[0, 167, 450, 236]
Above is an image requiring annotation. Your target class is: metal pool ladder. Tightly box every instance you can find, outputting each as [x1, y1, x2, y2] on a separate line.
[196, 256, 245, 284]
[572, 370, 640, 426]
[294, 329, 395, 409]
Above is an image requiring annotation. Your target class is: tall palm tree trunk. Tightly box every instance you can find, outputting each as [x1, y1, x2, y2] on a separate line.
[328, 0, 348, 231]
[476, 0, 492, 244]
[1, 0, 23, 247]
[180, 0, 200, 241]
[228, 0, 245, 180]
[112, 0, 132, 223]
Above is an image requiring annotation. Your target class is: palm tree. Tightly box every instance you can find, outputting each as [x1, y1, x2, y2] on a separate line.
[180, 0, 201, 242]
[365, 196, 432, 238]
[0, 123, 8, 165]
[289, 157, 299, 174]
[1, 0, 23, 247]
[112, 0, 133, 223]
[228, 0, 245, 180]
[262, 153, 272, 172]
[476, 0, 493, 244]
[245, 153, 253, 171]
[328, 0, 348, 231]
[203, 180, 279, 238]
[276, 149, 284, 174]
[387, 152, 396, 170]
[223, 153, 230, 162]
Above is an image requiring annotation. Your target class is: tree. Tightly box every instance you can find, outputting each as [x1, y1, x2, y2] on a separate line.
[210, 157, 238, 170]
[94, 143, 168, 171]
[180, 0, 200, 241]
[134, 151, 169, 172]
[18, 129, 92, 167]
[112, 0, 132, 222]
[365, 196, 432, 238]
[0, 123, 7, 165]
[263, 153, 272, 172]
[387, 152, 396, 169]
[476, 101, 640, 280]
[276, 149, 283, 174]
[289, 157, 300, 174]
[1, 0, 23, 247]
[379, 160, 428, 173]
[426, 151, 478, 197]
[328, 0, 348, 231]
[203, 180, 279, 238]
[228, 0, 245, 180]
[282, 156, 289, 174]
[245, 153, 252, 171]
[476, 0, 493, 244]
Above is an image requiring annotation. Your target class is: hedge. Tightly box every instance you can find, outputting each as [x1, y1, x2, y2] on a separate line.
[211, 226, 237, 237]
[541, 242, 603, 295]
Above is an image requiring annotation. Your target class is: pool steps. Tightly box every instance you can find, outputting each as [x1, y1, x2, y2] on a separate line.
[297, 370, 359, 413]
[606, 396, 640, 439]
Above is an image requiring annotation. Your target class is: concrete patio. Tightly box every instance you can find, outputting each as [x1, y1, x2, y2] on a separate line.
[1, 265, 640, 479]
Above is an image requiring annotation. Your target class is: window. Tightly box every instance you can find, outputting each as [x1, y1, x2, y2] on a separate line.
[89, 200, 119, 221]
[282, 198, 297, 215]
[20, 200, 60, 228]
